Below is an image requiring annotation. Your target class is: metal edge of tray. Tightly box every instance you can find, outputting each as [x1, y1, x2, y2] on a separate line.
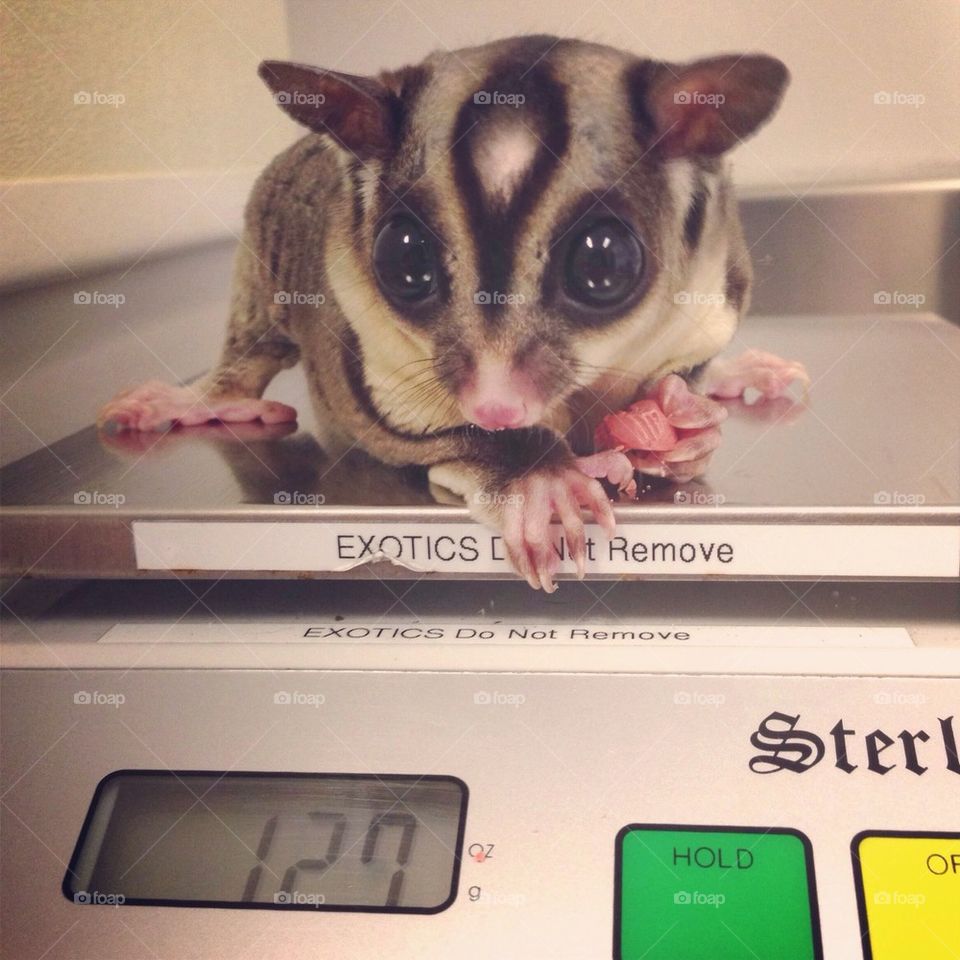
[2, 503, 957, 581]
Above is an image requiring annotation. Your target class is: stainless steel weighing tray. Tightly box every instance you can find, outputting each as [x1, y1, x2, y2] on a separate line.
[2, 313, 958, 581]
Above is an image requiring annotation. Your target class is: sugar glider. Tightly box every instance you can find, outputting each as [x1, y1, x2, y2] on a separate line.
[99, 35, 798, 590]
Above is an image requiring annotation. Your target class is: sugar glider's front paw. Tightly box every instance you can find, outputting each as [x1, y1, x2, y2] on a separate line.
[574, 450, 638, 498]
[99, 418, 297, 456]
[432, 460, 616, 592]
[493, 467, 616, 592]
[703, 349, 809, 401]
[97, 380, 297, 433]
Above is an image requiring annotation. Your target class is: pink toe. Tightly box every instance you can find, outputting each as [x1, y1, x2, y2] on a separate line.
[704, 350, 809, 400]
[661, 426, 723, 463]
[653, 375, 728, 427]
[259, 401, 298, 423]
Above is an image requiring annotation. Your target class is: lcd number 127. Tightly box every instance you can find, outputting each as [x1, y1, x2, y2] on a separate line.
[243, 810, 418, 907]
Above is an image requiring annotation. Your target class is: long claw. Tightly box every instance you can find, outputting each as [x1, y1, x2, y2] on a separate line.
[554, 488, 587, 579]
[582, 479, 616, 539]
[485, 467, 617, 588]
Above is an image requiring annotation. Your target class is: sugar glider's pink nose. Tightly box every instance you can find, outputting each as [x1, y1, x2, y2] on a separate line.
[460, 357, 544, 431]
[470, 401, 527, 431]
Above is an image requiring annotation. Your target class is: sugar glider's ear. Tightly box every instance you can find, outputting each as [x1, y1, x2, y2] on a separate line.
[634, 54, 789, 159]
[258, 60, 399, 160]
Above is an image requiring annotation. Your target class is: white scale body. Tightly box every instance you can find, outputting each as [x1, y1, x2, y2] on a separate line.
[1, 315, 959, 959]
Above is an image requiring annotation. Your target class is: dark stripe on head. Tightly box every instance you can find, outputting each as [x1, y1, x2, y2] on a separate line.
[348, 160, 365, 230]
[683, 180, 709, 252]
[451, 38, 571, 318]
[624, 60, 660, 147]
[381, 63, 432, 147]
[725, 261, 750, 313]
[376, 63, 433, 187]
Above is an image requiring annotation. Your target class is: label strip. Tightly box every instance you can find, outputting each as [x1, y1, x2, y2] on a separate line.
[99, 622, 913, 648]
[132, 521, 960, 578]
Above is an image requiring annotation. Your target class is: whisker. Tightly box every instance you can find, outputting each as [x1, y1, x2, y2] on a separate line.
[569, 359, 641, 380]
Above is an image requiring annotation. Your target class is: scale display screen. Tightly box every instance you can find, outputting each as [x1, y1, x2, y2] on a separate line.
[63, 771, 468, 913]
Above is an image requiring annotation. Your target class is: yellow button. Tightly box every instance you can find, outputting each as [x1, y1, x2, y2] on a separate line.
[853, 831, 960, 960]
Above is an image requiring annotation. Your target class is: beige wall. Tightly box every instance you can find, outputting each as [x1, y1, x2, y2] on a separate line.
[3, 0, 955, 287]
[1, 0, 294, 179]
[0, 0, 298, 287]
[287, 0, 960, 191]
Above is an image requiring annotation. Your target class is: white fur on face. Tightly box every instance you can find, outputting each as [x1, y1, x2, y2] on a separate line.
[471, 124, 539, 204]
[665, 158, 696, 213]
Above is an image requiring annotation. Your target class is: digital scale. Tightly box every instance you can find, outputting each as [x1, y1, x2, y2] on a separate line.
[2, 313, 958, 959]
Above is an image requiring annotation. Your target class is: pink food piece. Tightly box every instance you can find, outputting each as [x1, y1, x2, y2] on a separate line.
[97, 380, 298, 433]
[594, 374, 728, 454]
[593, 374, 728, 484]
[703, 349, 810, 401]
[595, 399, 678, 452]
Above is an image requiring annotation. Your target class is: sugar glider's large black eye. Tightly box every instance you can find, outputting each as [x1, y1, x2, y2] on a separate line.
[372, 215, 439, 303]
[564, 219, 644, 307]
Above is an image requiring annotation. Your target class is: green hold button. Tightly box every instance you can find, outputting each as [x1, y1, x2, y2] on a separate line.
[614, 824, 823, 960]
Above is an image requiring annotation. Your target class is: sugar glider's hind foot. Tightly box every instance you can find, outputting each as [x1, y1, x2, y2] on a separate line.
[703, 349, 810, 401]
[97, 380, 298, 433]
